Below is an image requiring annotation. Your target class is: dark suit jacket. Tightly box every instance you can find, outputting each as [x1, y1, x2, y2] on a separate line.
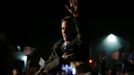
[45, 37, 88, 74]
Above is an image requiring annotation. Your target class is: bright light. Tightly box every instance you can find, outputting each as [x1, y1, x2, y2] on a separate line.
[102, 34, 122, 54]
[17, 45, 21, 51]
[15, 52, 27, 70]
[107, 34, 117, 43]
[21, 55, 27, 69]
[72, 67, 76, 75]
[21, 55, 27, 62]
[61, 64, 76, 75]
[89, 59, 93, 64]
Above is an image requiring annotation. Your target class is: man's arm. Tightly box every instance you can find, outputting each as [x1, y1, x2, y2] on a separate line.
[65, 0, 81, 33]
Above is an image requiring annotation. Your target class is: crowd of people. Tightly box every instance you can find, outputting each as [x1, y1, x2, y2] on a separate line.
[0, 0, 134, 75]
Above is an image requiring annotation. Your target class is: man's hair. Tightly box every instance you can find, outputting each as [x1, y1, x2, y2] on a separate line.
[61, 16, 75, 25]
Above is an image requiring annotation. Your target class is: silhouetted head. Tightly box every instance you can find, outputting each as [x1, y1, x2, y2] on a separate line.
[61, 16, 80, 42]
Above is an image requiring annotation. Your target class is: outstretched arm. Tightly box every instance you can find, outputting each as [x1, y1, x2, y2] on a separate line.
[65, 0, 80, 18]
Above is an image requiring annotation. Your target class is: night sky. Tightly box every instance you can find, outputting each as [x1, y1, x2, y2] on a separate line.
[1, 0, 134, 58]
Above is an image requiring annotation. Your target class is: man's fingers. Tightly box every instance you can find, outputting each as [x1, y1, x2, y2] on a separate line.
[74, 0, 78, 6]
[72, 0, 78, 6]
[65, 0, 79, 17]
[72, 0, 75, 5]
[65, 5, 72, 14]
[69, 0, 73, 7]
[65, 5, 69, 10]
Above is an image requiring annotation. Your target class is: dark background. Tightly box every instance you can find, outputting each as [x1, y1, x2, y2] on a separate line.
[1, 0, 134, 59]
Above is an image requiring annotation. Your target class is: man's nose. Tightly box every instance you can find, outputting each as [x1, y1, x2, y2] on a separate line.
[63, 29, 68, 34]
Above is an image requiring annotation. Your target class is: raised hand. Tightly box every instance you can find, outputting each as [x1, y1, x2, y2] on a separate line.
[65, 0, 79, 17]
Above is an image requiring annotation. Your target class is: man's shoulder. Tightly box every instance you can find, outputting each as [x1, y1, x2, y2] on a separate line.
[55, 39, 64, 45]
[52, 39, 64, 48]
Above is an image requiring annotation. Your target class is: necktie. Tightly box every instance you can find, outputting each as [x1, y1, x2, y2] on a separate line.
[63, 42, 69, 50]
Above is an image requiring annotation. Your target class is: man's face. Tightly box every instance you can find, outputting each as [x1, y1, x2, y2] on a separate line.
[61, 21, 76, 42]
